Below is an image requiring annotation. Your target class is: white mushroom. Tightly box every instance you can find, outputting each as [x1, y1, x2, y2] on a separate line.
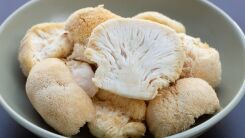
[133, 11, 186, 33]
[18, 23, 73, 76]
[67, 43, 92, 63]
[179, 33, 222, 87]
[146, 78, 220, 138]
[65, 5, 120, 63]
[85, 18, 185, 100]
[26, 58, 95, 136]
[66, 60, 98, 97]
[88, 90, 146, 138]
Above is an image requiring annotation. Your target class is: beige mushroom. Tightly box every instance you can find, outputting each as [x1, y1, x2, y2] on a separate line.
[67, 43, 92, 63]
[85, 18, 185, 100]
[65, 5, 120, 44]
[133, 11, 186, 33]
[26, 58, 95, 136]
[147, 78, 220, 138]
[66, 60, 98, 97]
[179, 33, 222, 87]
[88, 90, 146, 138]
[96, 89, 146, 120]
[65, 5, 120, 63]
[18, 23, 73, 76]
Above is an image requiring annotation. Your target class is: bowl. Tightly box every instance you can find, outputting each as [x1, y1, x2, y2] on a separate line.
[0, 0, 244, 138]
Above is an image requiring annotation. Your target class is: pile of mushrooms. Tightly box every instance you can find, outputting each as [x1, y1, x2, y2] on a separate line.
[18, 5, 221, 138]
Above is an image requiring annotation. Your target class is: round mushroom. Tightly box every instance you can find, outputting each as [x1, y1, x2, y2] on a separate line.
[179, 33, 222, 87]
[88, 90, 146, 138]
[84, 18, 185, 100]
[65, 5, 120, 44]
[26, 58, 95, 136]
[18, 23, 73, 76]
[65, 5, 120, 63]
[66, 60, 98, 97]
[133, 11, 186, 33]
[146, 78, 220, 138]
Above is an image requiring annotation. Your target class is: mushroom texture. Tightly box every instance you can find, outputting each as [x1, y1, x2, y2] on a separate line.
[26, 58, 95, 136]
[66, 60, 98, 97]
[133, 11, 186, 33]
[67, 43, 93, 63]
[88, 90, 146, 138]
[18, 23, 73, 76]
[65, 5, 120, 63]
[147, 78, 220, 138]
[179, 33, 222, 87]
[96, 89, 146, 120]
[65, 5, 120, 44]
[85, 18, 185, 100]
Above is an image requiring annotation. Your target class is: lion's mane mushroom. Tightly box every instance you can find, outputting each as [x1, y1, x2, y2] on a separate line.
[179, 33, 222, 87]
[18, 23, 73, 76]
[96, 89, 146, 120]
[66, 60, 98, 97]
[84, 18, 185, 100]
[65, 5, 120, 44]
[65, 5, 120, 63]
[147, 78, 220, 138]
[88, 90, 146, 138]
[26, 58, 95, 136]
[133, 11, 186, 33]
[67, 43, 91, 63]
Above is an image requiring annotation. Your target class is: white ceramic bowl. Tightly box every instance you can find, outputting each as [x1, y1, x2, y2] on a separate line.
[0, 0, 244, 137]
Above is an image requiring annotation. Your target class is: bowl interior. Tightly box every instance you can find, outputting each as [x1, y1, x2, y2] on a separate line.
[0, 0, 244, 137]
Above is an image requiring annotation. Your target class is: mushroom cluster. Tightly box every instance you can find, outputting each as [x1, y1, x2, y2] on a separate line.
[18, 5, 221, 137]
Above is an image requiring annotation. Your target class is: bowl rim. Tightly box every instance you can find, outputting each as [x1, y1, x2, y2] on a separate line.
[0, 0, 244, 138]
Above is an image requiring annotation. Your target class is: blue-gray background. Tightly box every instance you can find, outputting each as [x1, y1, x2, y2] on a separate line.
[0, 0, 244, 137]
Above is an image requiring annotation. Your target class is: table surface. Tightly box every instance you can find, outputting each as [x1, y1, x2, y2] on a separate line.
[0, 0, 244, 138]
